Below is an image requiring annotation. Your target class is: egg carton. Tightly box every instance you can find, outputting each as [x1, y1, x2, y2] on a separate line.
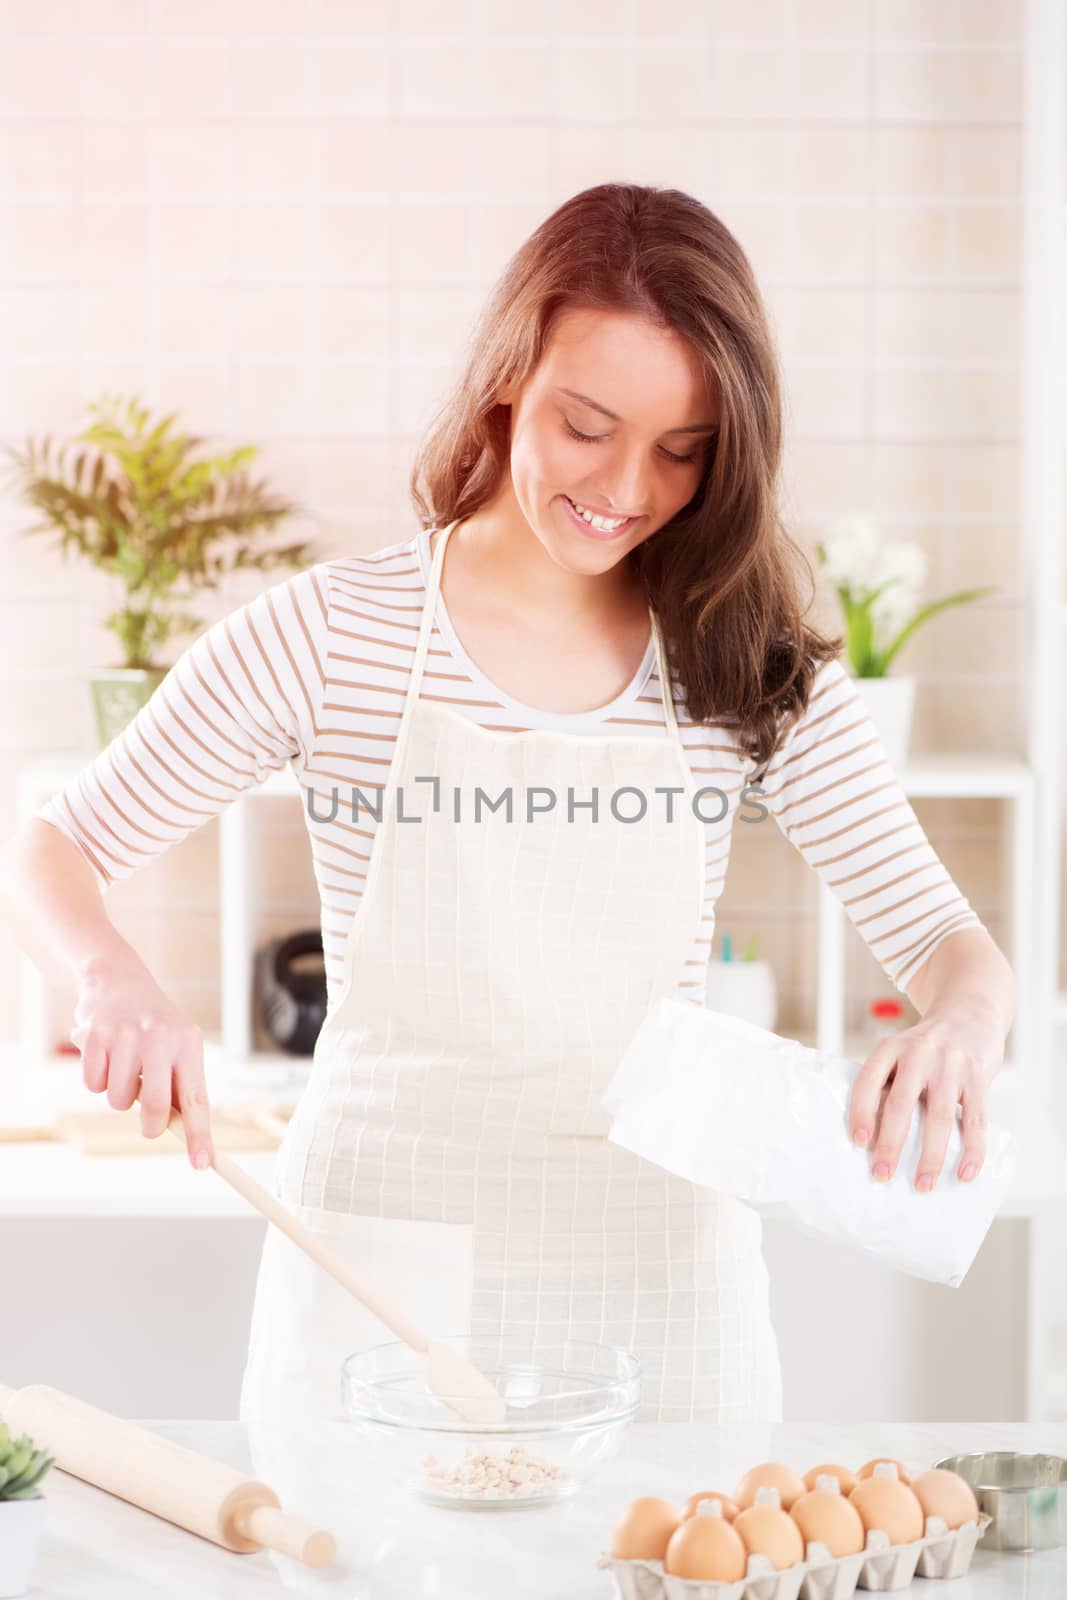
[598, 1486, 992, 1600]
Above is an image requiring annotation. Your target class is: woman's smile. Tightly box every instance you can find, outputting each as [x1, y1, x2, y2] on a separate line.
[558, 492, 640, 540]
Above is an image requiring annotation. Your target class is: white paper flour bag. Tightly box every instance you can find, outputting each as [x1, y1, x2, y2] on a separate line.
[601, 998, 1017, 1287]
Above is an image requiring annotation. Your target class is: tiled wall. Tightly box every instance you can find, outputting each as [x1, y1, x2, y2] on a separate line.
[0, 0, 1023, 1048]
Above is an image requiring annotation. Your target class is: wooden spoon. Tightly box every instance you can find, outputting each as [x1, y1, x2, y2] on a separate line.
[164, 1107, 506, 1426]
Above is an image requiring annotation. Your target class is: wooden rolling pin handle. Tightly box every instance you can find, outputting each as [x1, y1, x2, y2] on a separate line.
[235, 1501, 337, 1568]
[164, 1109, 431, 1356]
[0, 1382, 338, 1570]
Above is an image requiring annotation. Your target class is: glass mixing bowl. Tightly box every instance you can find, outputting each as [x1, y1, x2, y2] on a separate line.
[341, 1335, 640, 1509]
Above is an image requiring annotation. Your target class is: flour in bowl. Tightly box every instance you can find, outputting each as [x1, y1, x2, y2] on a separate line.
[419, 1443, 570, 1501]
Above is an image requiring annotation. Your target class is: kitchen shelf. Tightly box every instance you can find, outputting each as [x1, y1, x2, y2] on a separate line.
[812, 755, 1037, 1091]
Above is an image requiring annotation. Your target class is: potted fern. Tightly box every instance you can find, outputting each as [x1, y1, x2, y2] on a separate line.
[1, 395, 318, 748]
[816, 513, 998, 766]
[0, 1419, 54, 1598]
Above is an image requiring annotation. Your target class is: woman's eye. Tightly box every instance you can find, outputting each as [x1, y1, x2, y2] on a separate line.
[562, 417, 700, 466]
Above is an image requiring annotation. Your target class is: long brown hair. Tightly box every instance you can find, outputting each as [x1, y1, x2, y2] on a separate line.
[409, 182, 842, 772]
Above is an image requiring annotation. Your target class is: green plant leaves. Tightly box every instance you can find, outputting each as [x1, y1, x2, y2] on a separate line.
[877, 585, 999, 674]
[1, 393, 319, 670]
[0, 1425, 55, 1502]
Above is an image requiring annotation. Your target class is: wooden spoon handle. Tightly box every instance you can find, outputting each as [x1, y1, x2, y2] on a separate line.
[164, 1107, 429, 1354]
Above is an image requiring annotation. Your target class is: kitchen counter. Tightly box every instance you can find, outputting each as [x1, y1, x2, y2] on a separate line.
[24, 1421, 1067, 1597]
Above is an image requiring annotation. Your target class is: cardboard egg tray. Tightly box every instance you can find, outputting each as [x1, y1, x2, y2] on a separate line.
[598, 1511, 993, 1599]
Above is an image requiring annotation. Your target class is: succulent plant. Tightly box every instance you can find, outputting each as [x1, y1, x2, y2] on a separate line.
[0, 1419, 54, 1501]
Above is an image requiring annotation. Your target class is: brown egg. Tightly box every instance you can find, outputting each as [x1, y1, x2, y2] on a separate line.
[733, 1461, 807, 1511]
[849, 1477, 925, 1544]
[857, 1456, 913, 1486]
[911, 1468, 980, 1530]
[610, 1497, 680, 1561]
[734, 1502, 805, 1570]
[803, 1462, 858, 1496]
[791, 1484, 866, 1558]
[679, 1490, 740, 1521]
[665, 1500, 748, 1582]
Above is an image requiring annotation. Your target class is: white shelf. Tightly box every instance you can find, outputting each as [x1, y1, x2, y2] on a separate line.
[889, 754, 1032, 798]
[813, 765, 1036, 1072]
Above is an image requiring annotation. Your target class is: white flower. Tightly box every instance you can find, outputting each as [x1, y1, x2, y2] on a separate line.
[870, 582, 918, 649]
[819, 514, 881, 589]
[873, 539, 927, 594]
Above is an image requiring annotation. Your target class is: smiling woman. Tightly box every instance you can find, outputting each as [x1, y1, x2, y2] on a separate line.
[500, 307, 719, 561]
[410, 182, 844, 774]
[6, 181, 1008, 1430]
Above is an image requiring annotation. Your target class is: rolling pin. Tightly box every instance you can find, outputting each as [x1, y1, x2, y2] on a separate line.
[0, 1381, 335, 1568]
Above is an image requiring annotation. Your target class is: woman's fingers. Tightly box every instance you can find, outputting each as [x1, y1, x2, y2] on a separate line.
[848, 1036, 899, 1147]
[869, 1056, 926, 1181]
[958, 1077, 989, 1182]
[138, 1029, 180, 1140]
[913, 1080, 959, 1191]
[77, 1026, 110, 1093]
[174, 1026, 215, 1170]
[104, 1024, 142, 1111]
[68, 957, 215, 1171]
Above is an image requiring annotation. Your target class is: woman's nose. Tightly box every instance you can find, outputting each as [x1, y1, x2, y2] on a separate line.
[598, 451, 649, 518]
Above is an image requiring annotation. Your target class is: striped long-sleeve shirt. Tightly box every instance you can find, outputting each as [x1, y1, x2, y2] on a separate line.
[36, 526, 985, 1008]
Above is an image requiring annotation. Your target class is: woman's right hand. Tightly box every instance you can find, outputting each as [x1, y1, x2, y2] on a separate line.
[70, 952, 215, 1170]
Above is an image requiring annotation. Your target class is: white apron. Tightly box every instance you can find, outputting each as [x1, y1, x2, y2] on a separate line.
[239, 516, 782, 1426]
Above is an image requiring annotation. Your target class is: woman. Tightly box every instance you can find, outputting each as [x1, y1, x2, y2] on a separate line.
[3, 184, 1014, 1424]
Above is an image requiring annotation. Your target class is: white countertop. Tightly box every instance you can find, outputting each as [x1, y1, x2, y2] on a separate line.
[25, 1421, 1067, 1597]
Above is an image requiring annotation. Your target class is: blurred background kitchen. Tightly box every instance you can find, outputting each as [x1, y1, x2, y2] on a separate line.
[1, 0, 1065, 1424]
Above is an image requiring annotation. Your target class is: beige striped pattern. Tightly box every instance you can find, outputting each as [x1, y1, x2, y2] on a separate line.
[37, 527, 983, 1004]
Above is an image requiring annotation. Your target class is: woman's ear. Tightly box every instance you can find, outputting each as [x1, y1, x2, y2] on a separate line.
[497, 378, 516, 407]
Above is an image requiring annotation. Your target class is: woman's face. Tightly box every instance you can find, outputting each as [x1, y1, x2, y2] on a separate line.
[498, 306, 719, 575]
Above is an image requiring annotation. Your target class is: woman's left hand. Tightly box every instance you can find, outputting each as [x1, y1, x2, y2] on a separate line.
[847, 1005, 1006, 1191]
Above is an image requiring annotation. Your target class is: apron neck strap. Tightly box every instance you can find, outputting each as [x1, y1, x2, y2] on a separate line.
[404, 517, 459, 713]
[408, 518, 681, 739]
[649, 611, 680, 737]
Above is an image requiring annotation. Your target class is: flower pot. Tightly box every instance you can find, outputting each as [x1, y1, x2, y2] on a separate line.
[704, 957, 778, 1031]
[89, 667, 169, 750]
[851, 673, 916, 770]
[0, 1497, 48, 1599]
